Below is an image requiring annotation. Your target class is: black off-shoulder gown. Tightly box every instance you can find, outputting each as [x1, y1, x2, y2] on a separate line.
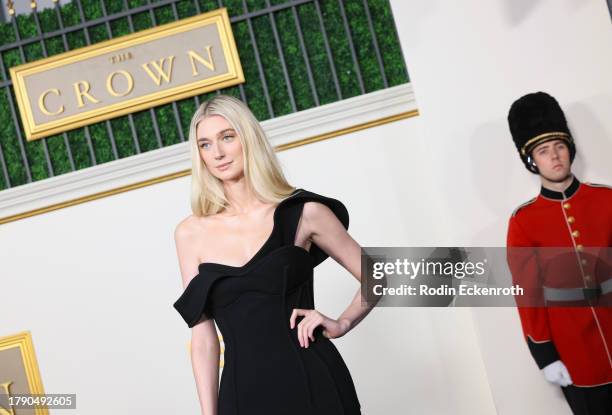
[173, 188, 362, 415]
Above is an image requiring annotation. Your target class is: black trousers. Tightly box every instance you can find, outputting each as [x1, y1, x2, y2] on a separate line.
[561, 384, 612, 415]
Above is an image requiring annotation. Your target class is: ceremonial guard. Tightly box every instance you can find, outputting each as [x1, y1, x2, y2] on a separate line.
[506, 92, 611, 414]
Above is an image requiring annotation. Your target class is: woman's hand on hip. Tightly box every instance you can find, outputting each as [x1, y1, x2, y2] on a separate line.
[289, 308, 351, 348]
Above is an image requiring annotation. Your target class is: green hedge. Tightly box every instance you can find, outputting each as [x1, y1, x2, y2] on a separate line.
[0, 0, 409, 191]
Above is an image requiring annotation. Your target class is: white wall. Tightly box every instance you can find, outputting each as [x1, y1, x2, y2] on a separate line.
[1, 1, 611, 414]
[390, 0, 612, 413]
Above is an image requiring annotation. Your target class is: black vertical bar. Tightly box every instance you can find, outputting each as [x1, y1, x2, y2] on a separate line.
[336, 0, 365, 94]
[146, 0, 157, 28]
[362, 0, 387, 88]
[29, 6, 59, 175]
[216, 0, 224, 97]
[0, 1, 6, 25]
[0, 144, 11, 189]
[314, 0, 341, 100]
[142, 0, 164, 148]
[241, 0, 274, 117]
[0, 28, 10, 188]
[53, 2, 91, 169]
[106, 0, 141, 153]
[145, 0, 186, 143]
[0, 84, 31, 182]
[11, 11, 55, 178]
[217, 0, 247, 104]
[74, 0, 119, 160]
[384, 0, 409, 82]
[192, 0, 201, 18]
[168, 0, 189, 142]
[0, 112, 11, 187]
[191, 0, 202, 107]
[291, 4, 319, 106]
[264, 0, 296, 112]
[6, 18, 33, 182]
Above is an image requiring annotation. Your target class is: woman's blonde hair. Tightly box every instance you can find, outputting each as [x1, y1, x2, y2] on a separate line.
[188, 94, 295, 216]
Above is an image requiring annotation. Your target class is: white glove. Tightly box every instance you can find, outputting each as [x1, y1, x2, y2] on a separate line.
[542, 360, 573, 387]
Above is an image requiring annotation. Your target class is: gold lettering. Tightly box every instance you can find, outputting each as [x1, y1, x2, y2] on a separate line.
[110, 52, 133, 64]
[187, 46, 215, 76]
[106, 70, 134, 97]
[0, 380, 15, 415]
[73, 81, 100, 108]
[141, 56, 175, 86]
[38, 88, 64, 116]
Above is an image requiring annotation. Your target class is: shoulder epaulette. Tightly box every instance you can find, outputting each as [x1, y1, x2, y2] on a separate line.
[512, 197, 536, 217]
[584, 182, 612, 190]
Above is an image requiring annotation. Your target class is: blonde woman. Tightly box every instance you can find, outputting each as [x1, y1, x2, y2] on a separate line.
[173, 95, 370, 414]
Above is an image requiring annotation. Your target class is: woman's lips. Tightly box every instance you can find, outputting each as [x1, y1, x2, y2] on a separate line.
[217, 161, 233, 170]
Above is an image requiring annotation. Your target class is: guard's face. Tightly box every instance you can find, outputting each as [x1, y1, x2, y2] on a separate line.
[196, 115, 244, 181]
[531, 139, 571, 182]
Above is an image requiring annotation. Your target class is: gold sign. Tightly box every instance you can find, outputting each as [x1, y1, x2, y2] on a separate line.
[10, 8, 244, 141]
[0, 331, 48, 414]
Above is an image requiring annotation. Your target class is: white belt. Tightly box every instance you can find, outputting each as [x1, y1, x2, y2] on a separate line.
[543, 278, 612, 302]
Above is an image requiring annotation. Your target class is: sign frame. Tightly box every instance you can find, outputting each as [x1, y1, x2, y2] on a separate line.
[0, 331, 48, 415]
[9, 7, 244, 141]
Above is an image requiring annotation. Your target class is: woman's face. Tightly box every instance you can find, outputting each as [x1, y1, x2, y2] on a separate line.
[196, 115, 244, 180]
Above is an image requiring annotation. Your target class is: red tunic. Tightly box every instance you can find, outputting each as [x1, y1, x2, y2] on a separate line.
[506, 176, 612, 387]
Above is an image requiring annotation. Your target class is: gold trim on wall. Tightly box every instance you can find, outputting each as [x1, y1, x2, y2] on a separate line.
[0, 109, 418, 225]
[0, 331, 48, 415]
[274, 110, 418, 151]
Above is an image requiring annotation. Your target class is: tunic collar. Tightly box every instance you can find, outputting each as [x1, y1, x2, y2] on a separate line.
[540, 175, 580, 200]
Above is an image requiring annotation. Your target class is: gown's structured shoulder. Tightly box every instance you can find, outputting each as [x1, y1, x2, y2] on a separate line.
[275, 188, 350, 267]
[172, 188, 360, 414]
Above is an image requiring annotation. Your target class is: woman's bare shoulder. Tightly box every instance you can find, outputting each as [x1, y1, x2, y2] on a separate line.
[174, 214, 200, 240]
[174, 213, 222, 273]
[174, 213, 222, 242]
[174, 215, 210, 284]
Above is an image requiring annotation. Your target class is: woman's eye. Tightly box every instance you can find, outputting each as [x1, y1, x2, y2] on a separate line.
[223, 135, 234, 141]
[200, 142, 210, 149]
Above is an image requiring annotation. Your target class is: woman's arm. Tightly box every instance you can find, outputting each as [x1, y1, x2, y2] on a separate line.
[290, 201, 375, 348]
[175, 219, 220, 415]
[190, 320, 220, 415]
